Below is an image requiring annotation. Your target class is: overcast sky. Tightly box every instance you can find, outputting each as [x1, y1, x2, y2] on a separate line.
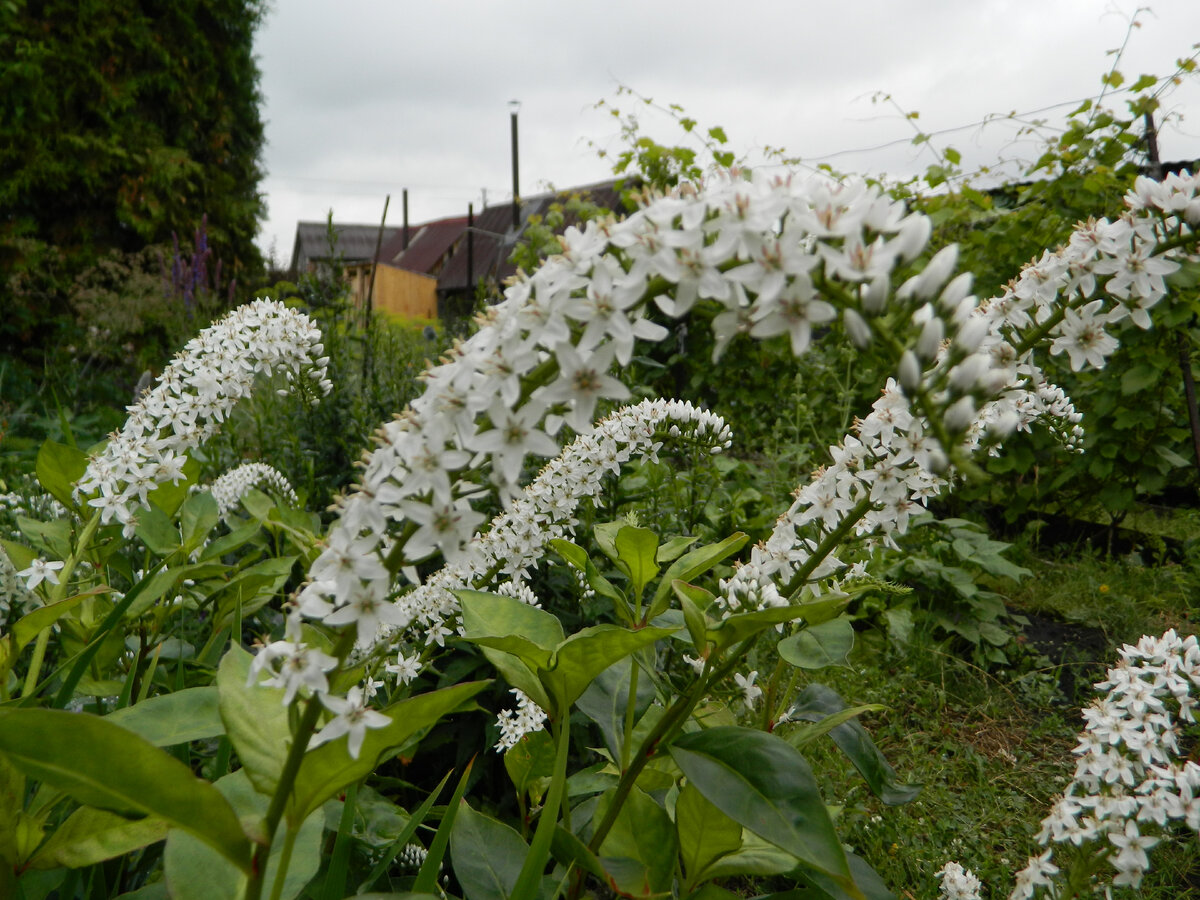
[253, 1, 1200, 266]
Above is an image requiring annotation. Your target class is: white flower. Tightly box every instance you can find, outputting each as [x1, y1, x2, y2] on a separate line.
[935, 861, 982, 900]
[310, 686, 391, 759]
[734, 670, 762, 709]
[17, 558, 64, 591]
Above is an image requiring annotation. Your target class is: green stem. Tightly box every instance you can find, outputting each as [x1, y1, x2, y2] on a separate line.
[510, 711, 570, 900]
[267, 825, 299, 900]
[244, 629, 356, 900]
[18, 510, 103, 700]
[621, 661, 639, 771]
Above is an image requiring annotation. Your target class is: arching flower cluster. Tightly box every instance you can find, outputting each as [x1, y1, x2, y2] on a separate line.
[717, 172, 1199, 614]
[292, 399, 731, 656]
[1008, 629, 1200, 898]
[204, 462, 299, 519]
[74, 299, 330, 533]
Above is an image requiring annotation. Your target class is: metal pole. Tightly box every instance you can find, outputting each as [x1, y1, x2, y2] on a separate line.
[467, 202, 475, 293]
[402, 188, 409, 250]
[510, 103, 520, 230]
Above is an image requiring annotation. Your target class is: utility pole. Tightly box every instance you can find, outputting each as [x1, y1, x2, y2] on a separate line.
[509, 100, 521, 231]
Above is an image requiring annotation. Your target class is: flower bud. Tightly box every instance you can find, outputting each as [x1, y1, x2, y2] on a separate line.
[861, 277, 890, 314]
[894, 214, 932, 262]
[843, 308, 873, 348]
[938, 272, 974, 311]
[915, 245, 959, 299]
[898, 350, 922, 391]
[953, 317, 990, 355]
[944, 396, 977, 432]
[916, 316, 944, 360]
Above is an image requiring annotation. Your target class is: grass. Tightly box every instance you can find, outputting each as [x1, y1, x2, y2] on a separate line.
[781, 548, 1200, 899]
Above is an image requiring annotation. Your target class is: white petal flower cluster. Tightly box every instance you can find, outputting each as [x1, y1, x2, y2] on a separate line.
[936, 861, 983, 900]
[357, 399, 729, 658]
[494, 688, 550, 752]
[0, 545, 38, 627]
[75, 299, 330, 533]
[204, 462, 299, 519]
[1011, 629, 1200, 897]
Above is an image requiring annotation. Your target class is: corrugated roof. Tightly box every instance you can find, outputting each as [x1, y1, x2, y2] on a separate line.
[379, 215, 469, 276]
[436, 179, 630, 295]
[289, 222, 402, 275]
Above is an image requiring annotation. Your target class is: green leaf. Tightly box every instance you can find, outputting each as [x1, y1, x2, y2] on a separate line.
[547, 624, 676, 710]
[794, 851, 897, 900]
[211, 556, 298, 626]
[106, 686, 223, 747]
[504, 729, 556, 804]
[777, 617, 855, 670]
[287, 681, 487, 826]
[1120, 362, 1162, 394]
[460, 590, 564, 709]
[656, 535, 698, 564]
[711, 594, 847, 652]
[27, 807, 168, 870]
[180, 491, 219, 554]
[1131, 73, 1159, 92]
[199, 522, 261, 562]
[164, 770, 322, 900]
[676, 781, 743, 890]
[0, 709, 250, 871]
[135, 504, 180, 557]
[615, 525, 660, 600]
[786, 684, 920, 806]
[707, 126, 728, 144]
[10, 587, 106, 655]
[651, 532, 748, 611]
[669, 727, 851, 888]
[217, 645, 292, 797]
[674, 583, 712, 652]
[596, 786, 677, 896]
[450, 801, 529, 900]
[550, 539, 628, 615]
[36, 440, 87, 512]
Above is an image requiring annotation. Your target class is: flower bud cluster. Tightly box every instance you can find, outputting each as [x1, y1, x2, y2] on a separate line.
[494, 688, 549, 752]
[204, 462, 299, 519]
[1010, 629, 1200, 897]
[75, 299, 330, 533]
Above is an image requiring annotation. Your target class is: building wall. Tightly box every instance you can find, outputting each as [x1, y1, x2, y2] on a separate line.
[346, 264, 437, 320]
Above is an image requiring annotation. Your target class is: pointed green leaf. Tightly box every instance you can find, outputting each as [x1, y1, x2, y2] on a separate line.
[288, 681, 487, 825]
[676, 782, 742, 890]
[547, 625, 675, 710]
[550, 539, 628, 614]
[656, 535, 698, 564]
[669, 727, 850, 888]
[595, 786, 677, 896]
[652, 533, 748, 609]
[107, 686, 223, 747]
[450, 801, 529, 900]
[786, 684, 920, 806]
[615, 525, 660, 600]
[27, 807, 168, 870]
[778, 617, 855, 670]
[11, 587, 107, 654]
[180, 491, 219, 554]
[0, 709, 250, 871]
[217, 645, 292, 797]
[504, 729, 556, 803]
[576, 657, 655, 762]
[36, 439, 87, 512]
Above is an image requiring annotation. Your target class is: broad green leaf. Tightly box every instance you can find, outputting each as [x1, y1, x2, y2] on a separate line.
[450, 801, 529, 900]
[180, 491, 220, 554]
[35, 440, 87, 512]
[11, 587, 107, 655]
[460, 591, 563, 709]
[595, 786, 677, 897]
[656, 535, 698, 564]
[778, 617, 855, 670]
[786, 684, 920, 806]
[16, 516, 72, 561]
[0, 709, 250, 871]
[27, 807, 167, 870]
[135, 503, 180, 556]
[199, 522, 262, 562]
[592, 520, 624, 566]
[651, 533, 748, 609]
[700, 830, 802, 879]
[211, 556, 298, 625]
[794, 851, 897, 900]
[143, 456, 201, 518]
[164, 770, 321, 900]
[547, 625, 676, 710]
[712, 594, 848, 651]
[675, 586, 710, 653]
[287, 681, 487, 826]
[550, 824, 606, 879]
[0, 755, 24, 867]
[504, 728, 556, 803]
[107, 686, 223, 747]
[676, 781, 742, 890]
[782, 704, 885, 750]
[669, 727, 850, 888]
[217, 645, 292, 797]
[615, 525, 660, 600]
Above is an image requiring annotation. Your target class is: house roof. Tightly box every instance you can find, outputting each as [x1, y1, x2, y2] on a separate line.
[436, 179, 631, 295]
[379, 215, 469, 276]
[289, 222, 402, 275]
